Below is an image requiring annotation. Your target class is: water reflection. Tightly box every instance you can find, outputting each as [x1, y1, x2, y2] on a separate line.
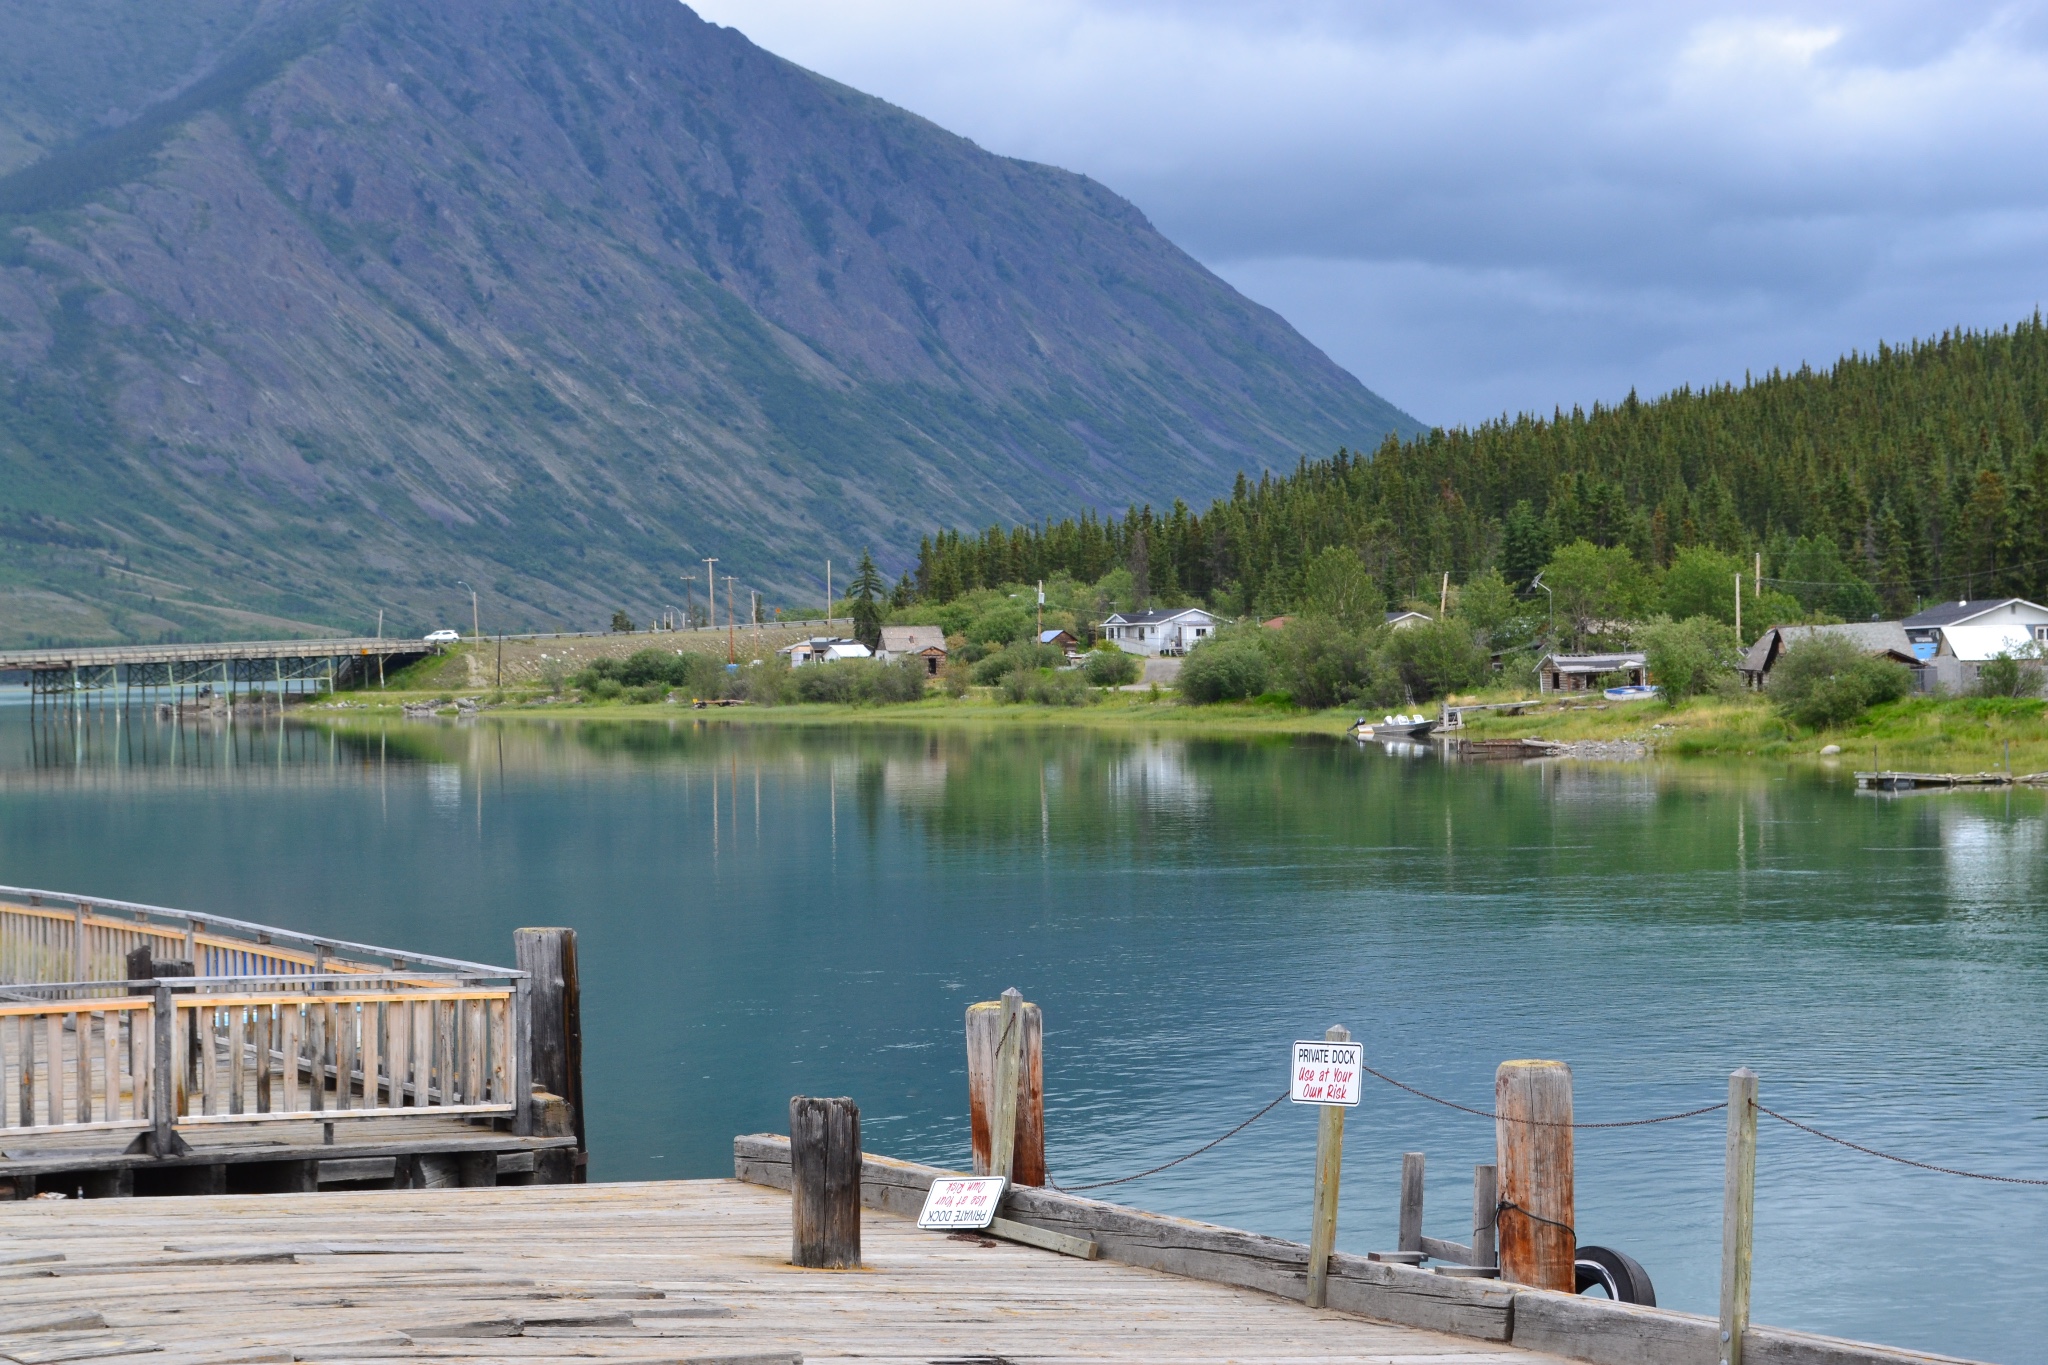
[1, 708, 2045, 1361]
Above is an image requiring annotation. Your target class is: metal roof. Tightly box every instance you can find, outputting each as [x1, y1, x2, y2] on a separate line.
[1902, 598, 2048, 629]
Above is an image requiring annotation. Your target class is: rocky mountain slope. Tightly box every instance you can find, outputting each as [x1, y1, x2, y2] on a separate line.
[0, 0, 1415, 643]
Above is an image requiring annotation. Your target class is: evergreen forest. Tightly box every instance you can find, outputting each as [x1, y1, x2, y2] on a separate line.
[905, 319, 2048, 622]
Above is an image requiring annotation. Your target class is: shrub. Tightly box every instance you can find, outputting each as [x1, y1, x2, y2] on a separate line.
[965, 601, 1032, 645]
[1975, 651, 2046, 699]
[1383, 619, 1487, 701]
[1082, 647, 1140, 687]
[793, 661, 873, 704]
[1769, 635, 1911, 728]
[971, 641, 1062, 684]
[1640, 615, 1742, 702]
[872, 657, 930, 703]
[1272, 618, 1394, 710]
[1001, 668, 1093, 706]
[1178, 637, 1272, 703]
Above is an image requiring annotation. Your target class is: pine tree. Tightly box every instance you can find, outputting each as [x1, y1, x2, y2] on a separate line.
[850, 548, 884, 651]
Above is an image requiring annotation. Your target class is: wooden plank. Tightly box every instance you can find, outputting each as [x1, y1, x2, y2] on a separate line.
[1399, 1150, 1425, 1253]
[987, 1215, 1098, 1259]
[279, 1007, 300, 1113]
[100, 1009, 120, 1124]
[44, 1012, 63, 1128]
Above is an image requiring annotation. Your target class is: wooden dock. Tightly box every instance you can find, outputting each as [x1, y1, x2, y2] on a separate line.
[0, 1176, 1566, 1365]
[1, 886, 587, 1199]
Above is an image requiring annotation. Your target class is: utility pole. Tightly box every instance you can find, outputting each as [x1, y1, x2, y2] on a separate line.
[1753, 551, 1761, 601]
[377, 609, 383, 640]
[825, 560, 832, 631]
[702, 558, 717, 638]
[724, 574, 737, 663]
[1734, 574, 1743, 641]
[681, 574, 697, 629]
[1036, 580, 1044, 640]
[752, 589, 761, 655]
[457, 580, 479, 639]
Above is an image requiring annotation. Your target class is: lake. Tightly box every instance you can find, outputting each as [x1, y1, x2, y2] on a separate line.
[2, 702, 2044, 1361]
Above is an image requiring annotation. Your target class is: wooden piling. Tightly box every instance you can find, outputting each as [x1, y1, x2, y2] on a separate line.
[515, 927, 585, 1181]
[1471, 1163, 1498, 1271]
[965, 990, 1044, 1185]
[1306, 1024, 1349, 1309]
[1721, 1069, 1759, 1365]
[1398, 1151, 1425, 1255]
[789, 1095, 861, 1269]
[1495, 1059, 1574, 1292]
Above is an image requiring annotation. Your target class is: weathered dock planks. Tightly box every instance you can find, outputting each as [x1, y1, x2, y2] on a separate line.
[735, 1135, 1992, 1365]
[0, 1177, 1563, 1365]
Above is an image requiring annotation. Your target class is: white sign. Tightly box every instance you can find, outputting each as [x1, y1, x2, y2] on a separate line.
[1289, 1039, 1364, 1107]
[916, 1175, 1009, 1230]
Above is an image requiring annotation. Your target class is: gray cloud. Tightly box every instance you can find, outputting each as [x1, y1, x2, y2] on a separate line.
[688, 0, 2048, 426]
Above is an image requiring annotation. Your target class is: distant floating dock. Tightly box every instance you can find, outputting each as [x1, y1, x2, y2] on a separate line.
[1854, 770, 2048, 791]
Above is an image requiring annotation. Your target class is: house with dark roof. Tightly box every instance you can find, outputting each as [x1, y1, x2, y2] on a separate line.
[1899, 599, 2048, 690]
[1902, 598, 2048, 655]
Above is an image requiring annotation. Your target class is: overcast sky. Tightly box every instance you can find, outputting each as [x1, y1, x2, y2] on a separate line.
[688, 0, 2048, 429]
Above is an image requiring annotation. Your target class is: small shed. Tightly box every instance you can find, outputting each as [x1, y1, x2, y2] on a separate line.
[878, 625, 948, 675]
[1536, 651, 1646, 694]
[1038, 629, 1079, 650]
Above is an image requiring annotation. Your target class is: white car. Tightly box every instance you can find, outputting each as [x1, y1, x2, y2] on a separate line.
[423, 629, 461, 644]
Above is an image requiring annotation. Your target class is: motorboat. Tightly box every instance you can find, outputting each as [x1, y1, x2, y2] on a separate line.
[1350, 712, 1437, 739]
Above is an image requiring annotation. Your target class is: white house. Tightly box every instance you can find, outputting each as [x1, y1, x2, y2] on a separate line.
[778, 637, 872, 667]
[1385, 609, 1433, 629]
[876, 625, 948, 676]
[1902, 599, 2048, 690]
[1098, 607, 1219, 657]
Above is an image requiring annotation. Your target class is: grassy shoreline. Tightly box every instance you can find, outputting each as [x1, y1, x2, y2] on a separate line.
[306, 682, 2048, 772]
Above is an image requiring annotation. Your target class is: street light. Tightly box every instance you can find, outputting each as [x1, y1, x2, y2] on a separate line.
[456, 580, 479, 639]
[1529, 571, 1553, 646]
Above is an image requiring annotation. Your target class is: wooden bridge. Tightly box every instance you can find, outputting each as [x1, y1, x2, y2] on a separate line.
[0, 885, 581, 1198]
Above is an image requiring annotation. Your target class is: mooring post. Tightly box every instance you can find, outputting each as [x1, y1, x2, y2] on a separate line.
[989, 987, 1024, 1179]
[965, 988, 1045, 1185]
[1398, 1151, 1425, 1255]
[1306, 1023, 1349, 1308]
[1495, 1059, 1575, 1291]
[789, 1095, 861, 1269]
[1471, 1162, 1499, 1271]
[514, 927, 585, 1180]
[1721, 1068, 1759, 1365]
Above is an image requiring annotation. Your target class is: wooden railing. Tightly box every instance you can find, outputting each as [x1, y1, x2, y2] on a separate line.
[0, 887, 528, 1146]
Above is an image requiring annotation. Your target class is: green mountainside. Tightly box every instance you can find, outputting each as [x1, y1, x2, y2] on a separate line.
[912, 319, 2048, 618]
[0, 0, 1414, 646]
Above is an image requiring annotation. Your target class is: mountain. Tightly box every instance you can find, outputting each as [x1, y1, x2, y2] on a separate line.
[0, 0, 1415, 645]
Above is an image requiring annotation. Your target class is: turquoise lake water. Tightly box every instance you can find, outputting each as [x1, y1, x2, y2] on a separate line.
[2, 704, 2044, 1361]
